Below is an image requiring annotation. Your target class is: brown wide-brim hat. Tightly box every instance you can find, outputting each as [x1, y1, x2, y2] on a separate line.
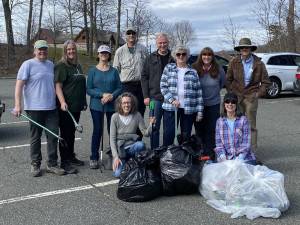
[234, 38, 257, 51]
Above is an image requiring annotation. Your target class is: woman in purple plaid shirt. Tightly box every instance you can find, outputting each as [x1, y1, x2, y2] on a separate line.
[215, 92, 256, 165]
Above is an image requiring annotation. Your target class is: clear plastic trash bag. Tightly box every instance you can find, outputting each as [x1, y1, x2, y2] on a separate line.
[200, 160, 289, 220]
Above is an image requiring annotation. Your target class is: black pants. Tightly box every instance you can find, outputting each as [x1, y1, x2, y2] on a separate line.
[26, 110, 59, 167]
[122, 81, 145, 139]
[194, 104, 220, 160]
[58, 110, 81, 163]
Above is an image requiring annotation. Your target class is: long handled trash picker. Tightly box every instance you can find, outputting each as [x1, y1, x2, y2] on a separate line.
[149, 100, 155, 150]
[66, 109, 83, 133]
[99, 105, 106, 173]
[12, 110, 66, 146]
[174, 109, 179, 145]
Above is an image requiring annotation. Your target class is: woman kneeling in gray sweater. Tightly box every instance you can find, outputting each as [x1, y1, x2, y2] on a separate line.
[110, 92, 155, 177]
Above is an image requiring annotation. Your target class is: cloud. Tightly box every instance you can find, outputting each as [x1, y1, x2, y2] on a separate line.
[149, 0, 264, 51]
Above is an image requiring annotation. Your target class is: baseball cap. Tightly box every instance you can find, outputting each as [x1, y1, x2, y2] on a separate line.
[126, 27, 136, 34]
[97, 45, 111, 53]
[34, 40, 48, 49]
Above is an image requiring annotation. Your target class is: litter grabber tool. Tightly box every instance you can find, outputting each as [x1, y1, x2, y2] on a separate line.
[99, 105, 106, 173]
[11, 110, 66, 145]
[174, 109, 179, 145]
[66, 109, 83, 133]
[149, 100, 155, 150]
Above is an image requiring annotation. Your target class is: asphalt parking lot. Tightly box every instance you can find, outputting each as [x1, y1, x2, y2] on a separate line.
[0, 78, 300, 225]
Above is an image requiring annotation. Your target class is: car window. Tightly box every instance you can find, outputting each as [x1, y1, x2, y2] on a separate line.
[291, 55, 300, 66]
[215, 56, 228, 66]
[267, 55, 295, 66]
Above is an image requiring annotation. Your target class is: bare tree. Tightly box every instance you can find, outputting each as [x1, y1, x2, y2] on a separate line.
[286, 0, 296, 51]
[223, 15, 241, 49]
[252, 0, 273, 43]
[89, 0, 95, 57]
[82, 0, 90, 54]
[174, 20, 194, 46]
[38, 0, 44, 39]
[58, 0, 80, 39]
[26, 0, 33, 49]
[116, 0, 121, 50]
[2, 0, 15, 65]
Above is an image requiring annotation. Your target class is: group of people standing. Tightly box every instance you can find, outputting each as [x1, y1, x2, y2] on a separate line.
[13, 25, 270, 178]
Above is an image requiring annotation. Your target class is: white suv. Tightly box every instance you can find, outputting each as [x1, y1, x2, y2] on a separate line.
[255, 52, 300, 98]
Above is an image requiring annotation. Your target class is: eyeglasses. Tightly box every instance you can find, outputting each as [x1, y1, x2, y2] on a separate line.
[176, 52, 187, 57]
[121, 101, 131, 105]
[202, 53, 212, 56]
[224, 99, 237, 104]
[126, 31, 136, 35]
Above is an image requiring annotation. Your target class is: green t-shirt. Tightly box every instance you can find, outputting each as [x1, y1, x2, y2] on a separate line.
[54, 61, 87, 112]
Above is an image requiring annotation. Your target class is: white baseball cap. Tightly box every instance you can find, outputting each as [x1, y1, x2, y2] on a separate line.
[97, 45, 111, 53]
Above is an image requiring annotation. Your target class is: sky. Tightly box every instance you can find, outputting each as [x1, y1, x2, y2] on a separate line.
[148, 0, 266, 53]
[0, 0, 268, 53]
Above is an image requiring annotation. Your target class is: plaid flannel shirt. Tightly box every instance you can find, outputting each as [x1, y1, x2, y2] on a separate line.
[215, 116, 256, 161]
[160, 63, 203, 115]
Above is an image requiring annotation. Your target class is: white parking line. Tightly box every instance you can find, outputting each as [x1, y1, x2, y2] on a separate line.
[0, 138, 81, 150]
[0, 179, 119, 205]
[0, 121, 28, 125]
[265, 98, 300, 104]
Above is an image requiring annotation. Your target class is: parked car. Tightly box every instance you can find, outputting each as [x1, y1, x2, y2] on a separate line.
[0, 99, 5, 123]
[187, 54, 229, 73]
[255, 52, 300, 98]
[293, 67, 300, 95]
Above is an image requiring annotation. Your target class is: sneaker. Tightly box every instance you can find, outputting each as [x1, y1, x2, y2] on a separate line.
[70, 157, 85, 166]
[31, 163, 42, 177]
[46, 165, 66, 176]
[61, 163, 78, 174]
[90, 160, 99, 169]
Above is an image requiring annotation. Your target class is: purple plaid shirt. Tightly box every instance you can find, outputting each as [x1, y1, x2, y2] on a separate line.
[215, 116, 256, 161]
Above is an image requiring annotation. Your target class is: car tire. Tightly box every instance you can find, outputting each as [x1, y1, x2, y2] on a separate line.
[267, 77, 281, 98]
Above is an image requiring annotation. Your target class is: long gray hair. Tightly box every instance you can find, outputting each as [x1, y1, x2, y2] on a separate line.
[60, 40, 78, 66]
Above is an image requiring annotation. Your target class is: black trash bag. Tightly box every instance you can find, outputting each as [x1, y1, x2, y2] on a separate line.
[160, 135, 204, 196]
[117, 158, 162, 202]
[136, 146, 167, 168]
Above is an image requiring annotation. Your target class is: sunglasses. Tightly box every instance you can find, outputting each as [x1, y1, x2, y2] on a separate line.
[202, 53, 212, 56]
[126, 31, 136, 35]
[224, 99, 237, 104]
[99, 51, 110, 55]
[240, 47, 251, 50]
[176, 52, 187, 57]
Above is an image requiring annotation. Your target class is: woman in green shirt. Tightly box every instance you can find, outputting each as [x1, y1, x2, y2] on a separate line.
[87, 45, 123, 169]
[55, 40, 87, 174]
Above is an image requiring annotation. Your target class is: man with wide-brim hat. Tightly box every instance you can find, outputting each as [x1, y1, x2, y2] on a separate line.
[226, 37, 270, 155]
[234, 37, 257, 51]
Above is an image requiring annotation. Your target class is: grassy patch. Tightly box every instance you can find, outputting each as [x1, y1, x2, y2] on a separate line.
[48, 47, 97, 74]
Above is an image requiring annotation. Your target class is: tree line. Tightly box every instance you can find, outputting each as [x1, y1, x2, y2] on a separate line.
[1, 0, 195, 69]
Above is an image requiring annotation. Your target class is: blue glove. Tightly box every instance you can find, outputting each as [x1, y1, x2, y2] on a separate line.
[237, 153, 245, 160]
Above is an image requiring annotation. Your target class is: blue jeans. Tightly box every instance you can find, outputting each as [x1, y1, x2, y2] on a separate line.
[90, 109, 114, 160]
[194, 104, 220, 159]
[113, 141, 145, 177]
[149, 99, 163, 149]
[163, 109, 195, 146]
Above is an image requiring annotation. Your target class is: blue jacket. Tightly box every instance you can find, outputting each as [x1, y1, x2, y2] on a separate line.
[87, 66, 122, 112]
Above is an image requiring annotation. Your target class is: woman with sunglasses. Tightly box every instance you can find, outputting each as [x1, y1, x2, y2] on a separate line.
[192, 47, 225, 160]
[215, 92, 256, 164]
[87, 45, 123, 169]
[160, 45, 203, 146]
